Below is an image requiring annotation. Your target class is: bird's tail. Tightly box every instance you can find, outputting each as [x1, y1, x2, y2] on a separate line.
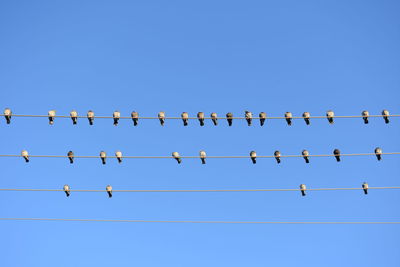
[201, 158, 206, 164]
[305, 158, 309, 164]
[118, 158, 122, 163]
[102, 159, 106, 165]
[335, 156, 341, 162]
[69, 158, 73, 164]
[301, 191, 306, 196]
[260, 119, 265, 126]
[6, 118, 10, 124]
[377, 155, 382, 161]
[199, 120, 204, 126]
[25, 157, 29, 163]
[276, 158, 281, 164]
[384, 118, 389, 124]
[305, 119, 310, 125]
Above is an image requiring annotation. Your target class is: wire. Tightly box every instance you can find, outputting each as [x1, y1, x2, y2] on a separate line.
[0, 218, 398, 224]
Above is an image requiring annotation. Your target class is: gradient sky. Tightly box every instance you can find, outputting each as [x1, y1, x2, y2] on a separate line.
[0, 1, 399, 266]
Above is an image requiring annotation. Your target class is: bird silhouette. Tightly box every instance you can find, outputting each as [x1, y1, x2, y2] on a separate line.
[250, 151, 257, 164]
[67, 151, 74, 164]
[106, 185, 113, 198]
[131, 111, 139, 126]
[245, 111, 253, 126]
[285, 112, 292, 126]
[100, 151, 107, 164]
[87, 110, 94, 125]
[274, 150, 281, 164]
[48, 110, 56, 125]
[115, 150, 122, 163]
[211, 112, 218, 126]
[302, 112, 310, 125]
[226, 112, 233, 126]
[374, 147, 382, 161]
[113, 111, 120, 126]
[21, 150, 29, 163]
[362, 110, 369, 124]
[158, 111, 165, 126]
[259, 112, 266, 126]
[300, 184, 306, 196]
[326, 110, 334, 124]
[197, 112, 205, 126]
[181, 112, 189, 126]
[70, 110, 78, 125]
[172, 152, 181, 164]
[333, 149, 341, 162]
[382, 109, 390, 124]
[362, 182, 368, 195]
[3, 108, 11, 124]
[199, 150, 206, 164]
[302, 150, 310, 163]
[63, 184, 70, 197]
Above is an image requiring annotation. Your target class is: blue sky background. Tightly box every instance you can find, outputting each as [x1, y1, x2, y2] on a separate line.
[0, 0, 399, 266]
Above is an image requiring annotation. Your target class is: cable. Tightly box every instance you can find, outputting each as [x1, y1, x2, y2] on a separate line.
[0, 218, 398, 224]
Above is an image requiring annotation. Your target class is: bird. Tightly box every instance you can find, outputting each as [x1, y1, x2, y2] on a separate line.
[302, 150, 310, 163]
[226, 112, 233, 126]
[48, 110, 56, 125]
[302, 112, 310, 125]
[113, 111, 120, 126]
[211, 112, 218, 126]
[3, 108, 12, 124]
[326, 110, 335, 124]
[106, 185, 113, 198]
[87, 110, 94, 125]
[362, 110, 369, 124]
[21, 150, 29, 163]
[285, 112, 292, 126]
[362, 182, 368, 195]
[197, 112, 205, 126]
[274, 150, 281, 164]
[300, 184, 306, 196]
[250, 151, 257, 164]
[63, 184, 70, 197]
[131, 111, 139, 126]
[259, 112, 266, 126]
[374, 147, 382, 161]
[70, 110, 78, 125]
[158, 111, 165, 126]
[115, 150, 122, 163]
[333, 149, 341, 162]
[181, 112, 189, 126]
[199, 150, 206, 164]
[382, 109, 390, 124]
[67, 151, 74, 164]
[172, 152, 181, 164]
[100, 151, 106, 164]
[245, 111, 253, 126]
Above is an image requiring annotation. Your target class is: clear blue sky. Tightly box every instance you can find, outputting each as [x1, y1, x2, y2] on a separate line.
[0, 0, 399, 266]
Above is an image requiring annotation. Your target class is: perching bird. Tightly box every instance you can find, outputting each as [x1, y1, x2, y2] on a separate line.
[199, 150, 206, 164]
[333, 149, 341, 162]
[211, 112, 218, 126]
[181, 112, 189, 126]
[67, 151, 74, 164]
[115, 150, 122, 163]
[158, 111, 165, 126]
[70, 110, 78, 125]
[285, 112, 292, 126]
[382, 109, 390, 124]
[106, 185, 113, 198]
[226, 112, 233, 126]
[3, 108, 12, 124]
[362, 110, 369, 124]
[113, 111, 120, 126]
[259, 112, 266, 126]
[197, 112, 205, 126]
[250, 151, 257, 164]
[131, 111, 139, 126]
[48, 110, 56, 125]
[302, 150, 310, 163]
[100, 151, 106, 164]
[374, 147, 382, 161]
[362, 182, 368, 195]
[87, 110, 94, 125]
[21, 150, 29, 163]
[245, 111, 253, 126]
[326, 110, 335, 124]
[63, 184, 70, 197]
[172, 152, 181, 164]
[302, 112, 310, 125]
[274, 150, 281, 164]
[300, 184, 306, 196]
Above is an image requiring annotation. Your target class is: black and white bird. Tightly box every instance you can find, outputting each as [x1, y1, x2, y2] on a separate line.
[333, 149, 341, 162]
[259, 112, 266, 126]
[302, 112, 310, 125]
[113, 111, 120, 126]
[362, 182, 368, 195]
[362, 110, 369, 124]
[115, 150, 122, 163]
[245, 111, 253, 126]
[67, 151, 74, 164]
[100, 151, 107, 165]
[3, 108, 12, 124]
[48, 110, 56, 125]
[172, 152, 181, 164]
[326, 110, 335, 124]
[70, 110, 78, 125]
[211, 112, 218, 126]
[197, 112, 205, 126]
[181, 112, 189, 126]
[300, 184, 306, 196]
[199, 150, 206, 164]
[302, 150, 310, 163]
[374, 147, 382, 161]
[106, 185, 113, 198]
[131, 111, 139, 126]
[21, 150, 29, 163]
[274, 150, 281, 164]
[87, 110, 95, 125]
[250, 151, 257, 164]
[158, 111, 165, 126]
[382, 109, 390, 124]
[285, 112, 292, 126]
[63, 184, 70, 197]
[226, 112, 233, 126]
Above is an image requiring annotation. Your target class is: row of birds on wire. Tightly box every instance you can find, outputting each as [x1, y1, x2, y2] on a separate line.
[2, 108, 394, 126]
[17, 148, 386, 164]
[58, 183, 371, 198]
